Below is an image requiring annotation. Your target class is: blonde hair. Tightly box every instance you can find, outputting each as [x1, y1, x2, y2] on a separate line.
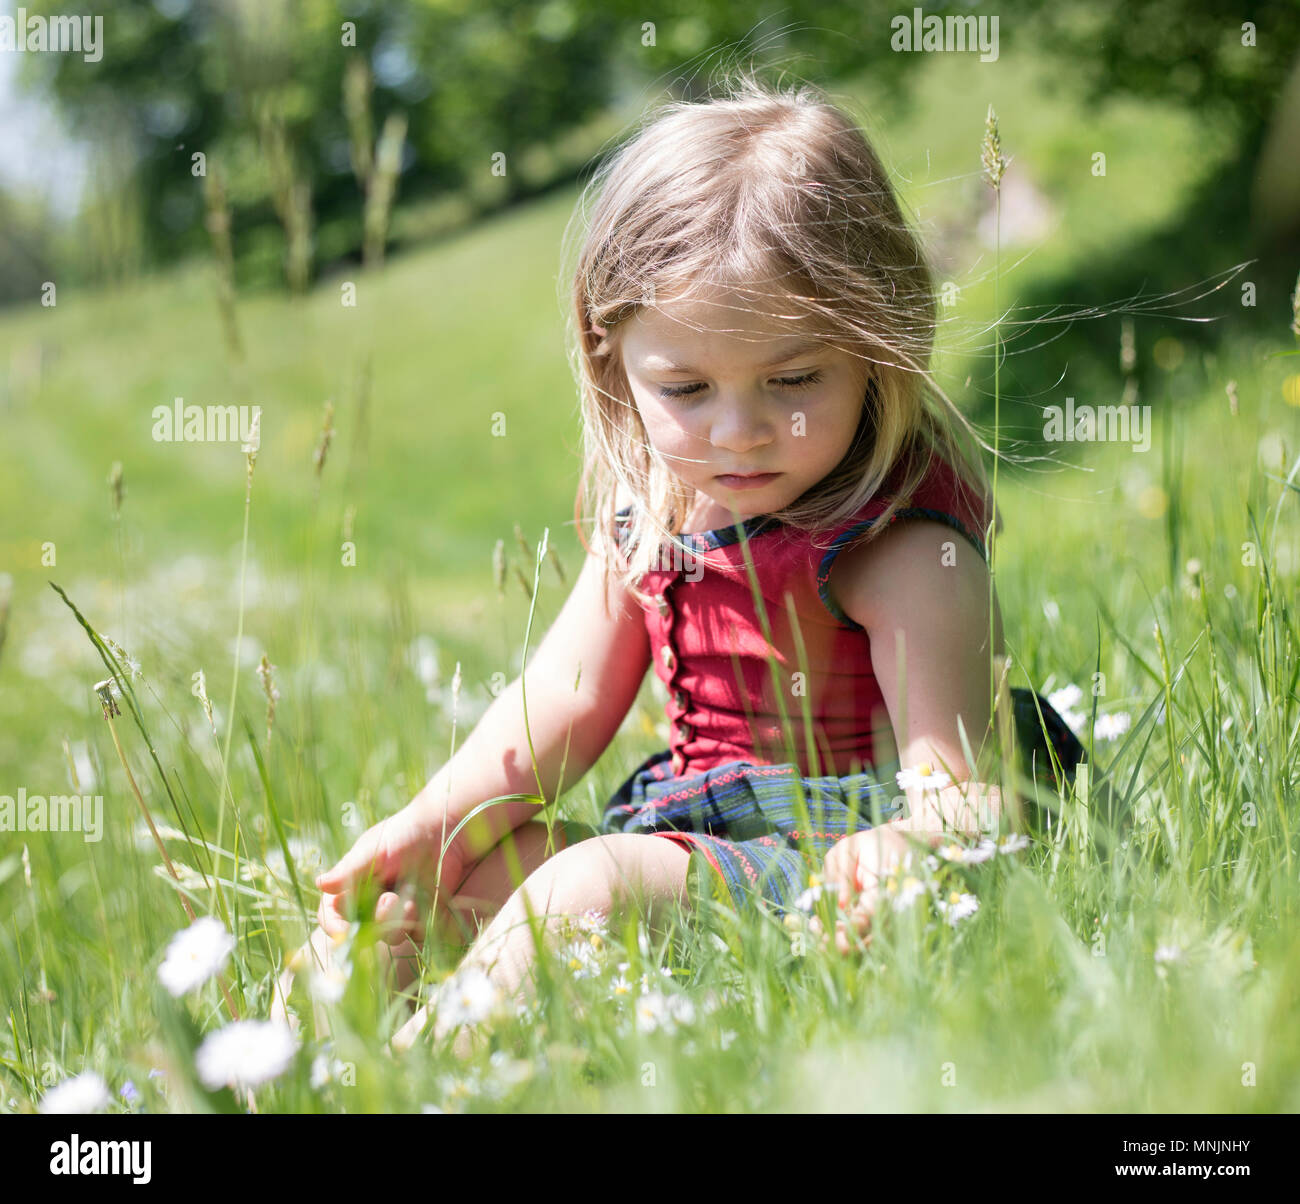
[562, 69, 999, 606]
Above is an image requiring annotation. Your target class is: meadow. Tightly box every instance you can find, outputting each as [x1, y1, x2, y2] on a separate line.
[2, 45, 1299, 1113]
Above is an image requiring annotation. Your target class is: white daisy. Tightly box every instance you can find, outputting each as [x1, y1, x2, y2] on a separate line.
[266, 837, 323, 879]
[962, 838, 998, 864]
[1154, 944, 1183, 964]
[1094, 712, 1132, 740]
[794, 882, 825, 912]
[40, 1070, 110, 1115]
[310, 1052, 348, 1089]
[608, 974, 634, 1000]
[561, 939, 603, 980]
[636, 990, 670, 1034]
[668, 994, 696, 1027]
[308, 966, 347, 1004]
[893, 875, 926, 911]
[487, 1051, 534, 1089]
[896, 763, 952, 793]
[157, 916, 235, 997]
[196, 1019, 297, 1091]
[435, 966, 501, 1028]
[436, 1072, 479, 1108]
[997, 833, 1030, 854]
[1060, 709, 1087, 736]
[1048, 683, 1083, 713]
[576, 909, 609, 936]
[936, 890, 980, 926]
[638, 966, 674, 994]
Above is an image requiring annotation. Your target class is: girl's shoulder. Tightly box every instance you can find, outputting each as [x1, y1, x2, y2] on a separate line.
[823, 440, 1000, 562]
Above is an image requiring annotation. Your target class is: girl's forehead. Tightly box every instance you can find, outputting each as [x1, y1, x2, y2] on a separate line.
[623, 289, 822, 356]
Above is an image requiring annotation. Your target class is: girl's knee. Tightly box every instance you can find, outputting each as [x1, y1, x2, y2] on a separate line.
[522, 832, 691, 914]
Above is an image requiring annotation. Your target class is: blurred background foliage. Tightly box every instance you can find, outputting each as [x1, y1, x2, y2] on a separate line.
[3, 0, 1297, 307]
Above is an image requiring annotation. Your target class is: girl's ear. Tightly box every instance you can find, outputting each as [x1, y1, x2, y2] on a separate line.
[590, 322, 608, 337]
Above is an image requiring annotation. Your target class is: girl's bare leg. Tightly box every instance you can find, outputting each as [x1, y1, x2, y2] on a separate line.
[392, 833, 692, 1056]
[381, 818, 590, 990]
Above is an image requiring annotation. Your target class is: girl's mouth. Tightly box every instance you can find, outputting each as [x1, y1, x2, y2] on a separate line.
[715, 472, 781, 491]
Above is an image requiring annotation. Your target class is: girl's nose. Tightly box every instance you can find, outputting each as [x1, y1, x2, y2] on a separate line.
[709, 399, 776, 454]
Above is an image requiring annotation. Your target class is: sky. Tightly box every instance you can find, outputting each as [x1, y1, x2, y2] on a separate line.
[0, 0, 92, 221]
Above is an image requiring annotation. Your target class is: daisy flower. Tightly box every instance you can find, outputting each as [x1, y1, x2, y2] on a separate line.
[608, 974, 634, 1000]
[894, 875, 926, 910]
[936, 890, 980, 926]
[668, 995, 696, 1027]
[1061, 710, 1087, 735]
[575, 909, 609, 936]
[896, 763, 952, 793]
[635, 990, 670, 1034]
[308, 966, 348, 1005]
[488, 1050, 534, 1088]
[997, 833, 1030, 855]
[436, 1071, 480, 1108]
[561, 939, 603, 980]
[39, 1071, 110, 1115]
[310, 1052, 348, 1089]
[157, 916, 235, 997]
[196, 1019, 297, 1091]
[639, 966, 674, 994]
[1094, 712, 1132, 740]
[435, 966, 501, 1028]
[1048, 683, 1083, 713]
[962, 838, 998, 865]
[937, 842, 967, 863]
[1154, 944, 1183, 964]
[794, 881, 825, 912]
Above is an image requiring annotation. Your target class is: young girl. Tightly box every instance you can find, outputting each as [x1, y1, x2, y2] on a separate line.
[299, 75, 1085, 1048]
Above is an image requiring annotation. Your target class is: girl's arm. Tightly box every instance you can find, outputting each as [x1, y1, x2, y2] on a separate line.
[830, 518, 1005, 839]
[407, 544, 651, 858]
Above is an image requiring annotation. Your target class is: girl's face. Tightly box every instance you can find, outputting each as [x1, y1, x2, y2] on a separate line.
[619, 287, 870, 520]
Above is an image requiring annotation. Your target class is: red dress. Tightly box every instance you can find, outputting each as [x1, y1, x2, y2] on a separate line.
[599, 442, 1079, 916]
[617, 441, 998, 779]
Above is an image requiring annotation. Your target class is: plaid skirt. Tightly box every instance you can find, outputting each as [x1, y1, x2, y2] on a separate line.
[598, 686, 1086, 917]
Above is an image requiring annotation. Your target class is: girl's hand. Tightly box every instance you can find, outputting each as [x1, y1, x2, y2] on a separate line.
[811, 827, 923, 954]
[314, 801, 469, 948]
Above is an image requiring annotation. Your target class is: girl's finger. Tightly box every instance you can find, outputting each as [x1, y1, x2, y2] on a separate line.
[318, 892, 350, 937]
[314, 835, 385, 893]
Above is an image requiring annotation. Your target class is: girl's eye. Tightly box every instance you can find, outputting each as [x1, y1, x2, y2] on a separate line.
[656, 370, 822, 400]
[658, 381, 707, 399]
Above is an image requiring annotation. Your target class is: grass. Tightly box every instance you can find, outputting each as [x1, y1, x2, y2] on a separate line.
[3, 41, 1300, 1113]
